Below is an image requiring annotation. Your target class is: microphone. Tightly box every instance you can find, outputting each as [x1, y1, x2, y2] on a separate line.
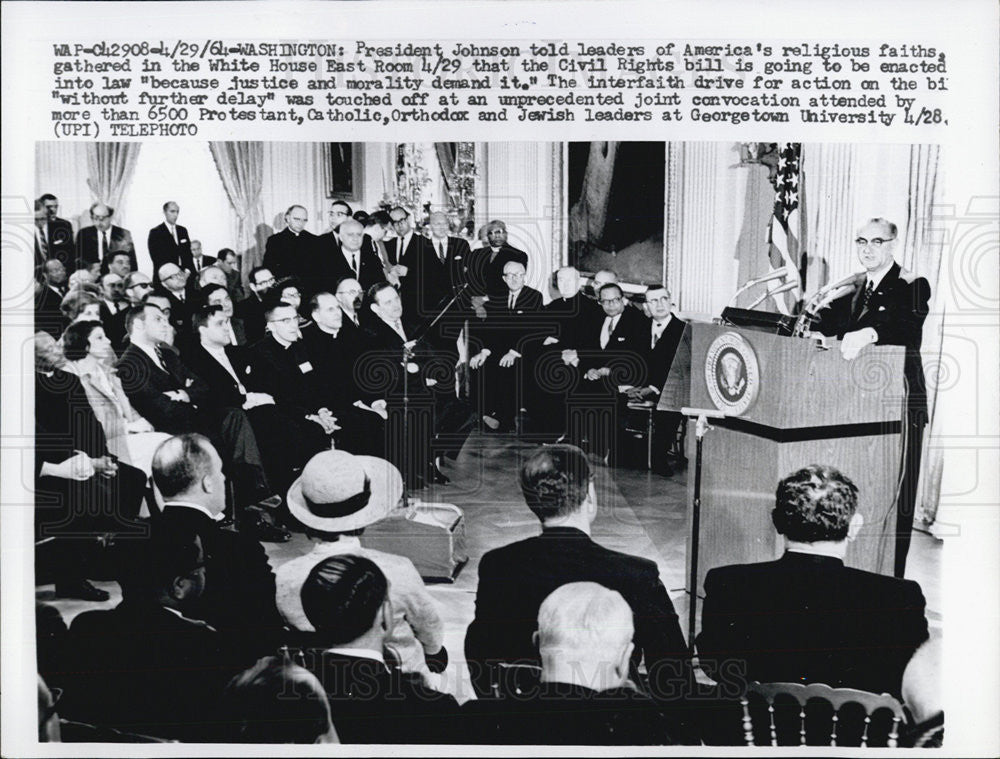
[748, 265, 794, 286]
[816, 271, 863, 296]
[727, 266, 797, 308]
[815, 283, 857, 310]
[746, 279, 799, 309]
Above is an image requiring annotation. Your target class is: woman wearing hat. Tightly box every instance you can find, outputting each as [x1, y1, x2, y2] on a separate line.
[275, 450, 449, 688]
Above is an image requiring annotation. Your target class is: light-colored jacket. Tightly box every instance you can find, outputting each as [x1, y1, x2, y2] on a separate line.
[275, 537, 445, 680]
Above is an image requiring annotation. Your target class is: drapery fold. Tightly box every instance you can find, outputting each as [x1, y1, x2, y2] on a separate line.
[209, 141, 265, 282]
[86, 143, 142, 218]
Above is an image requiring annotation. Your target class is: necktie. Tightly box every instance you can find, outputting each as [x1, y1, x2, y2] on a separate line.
[600, 317, 613, 349]
[153, 344, 165, 370]
[351, 253, 358, 274]
[170, 224, 177, 244]
[38, 229, 48, 256]
[856, 281, 874, 318]
[652, 324, 663, 349]
[508, 293, 515, 310]
[394, 319, 405, 339]
[437, 241, 445, 263]
[102, 231, 109, 254]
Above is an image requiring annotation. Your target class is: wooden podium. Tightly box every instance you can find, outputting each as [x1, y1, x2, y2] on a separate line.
[677, 324, 906, 599]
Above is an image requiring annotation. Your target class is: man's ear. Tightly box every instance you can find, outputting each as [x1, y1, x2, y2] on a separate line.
[201, 472, 215, 495]
[379, 597, 393, 632]
[615, 641, 635, 682]
[531, 630, 539, 651]
[846, 512, 864, 542]
[584, 481, 598, 520]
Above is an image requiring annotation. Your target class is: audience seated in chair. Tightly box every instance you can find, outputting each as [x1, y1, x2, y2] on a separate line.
[296, 554, 459, 744]
[61, 319, 170, 475]
[465, 444, 693, 739]
[275, 450, 448, 686]
[61, 524, 236, 742]
[463, 582, 676, 745]
[697, 464, 929, 699]
[219, 656, 339, 744]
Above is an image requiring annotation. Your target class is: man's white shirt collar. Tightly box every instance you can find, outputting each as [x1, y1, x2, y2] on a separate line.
[162, 500, 225, 522]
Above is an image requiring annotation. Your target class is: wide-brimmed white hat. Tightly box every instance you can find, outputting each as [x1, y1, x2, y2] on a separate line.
[286, 450, 403, 532]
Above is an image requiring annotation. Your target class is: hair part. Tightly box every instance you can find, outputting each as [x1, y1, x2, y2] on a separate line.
[151, 433, 217, 499]
[300, 555, 388, 646]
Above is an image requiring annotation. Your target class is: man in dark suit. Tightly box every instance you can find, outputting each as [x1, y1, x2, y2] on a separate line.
[385, 206, 437, 329]
[152, 434, 286, 664]
[465, 445, 691, 712]
[361, 282, 461, 485]
[247, 300, 340, 451]
[37, 194, 76, 267]
[117, 303, 275, 514]
[423, 211, 473, 356]
[155, 262, 194, 338]
[62, 524, 237, 742]
[814, 217, 931, 577]
[334, 276, 367, 363]
[188, 239, 215, 273]
[463, 582, 676, 745]
[76, 202, 137, 271]
[697, 464, 929, 698]
[302, 291, 386, 456]
[465, 219, 530, 300]
[234, 266, 275, 343]
[262, 204, 318, 281]
[298, 554, 459, 744]
[625, 286, 689, 475]
[34, 259, 68, 337]
[315, 217, 384, 293]
[200, 283, 247, 345]
[147, 201, 194, 278]
[530, 266, 605, 439]
[98, 271, 128, 326]
[567, 282, 651, 460]
[186, 304, 325, 505]
[468, 260, 543, 431]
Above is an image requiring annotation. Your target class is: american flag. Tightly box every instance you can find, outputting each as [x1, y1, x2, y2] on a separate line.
[766, 143, 803, 313]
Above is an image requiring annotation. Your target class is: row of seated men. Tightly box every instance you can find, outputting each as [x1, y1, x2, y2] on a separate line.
[36, 436, 939, 745]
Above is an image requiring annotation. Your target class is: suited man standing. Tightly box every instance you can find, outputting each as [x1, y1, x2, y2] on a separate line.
[815, 218, 931, 578]
[385, 206, 441, 329]
[76, 202, 137, 272]
[465, 219, 529, 300]
[148, 201, 193, 278]
[697, 464, 929, 698]
[469, 260, 543, 431]
[316, 217, 384, 293]
[465, 444, 691, 733]
[424, 211, 472, 356]
[262, 205, 318, 282]
[36, 194, 76, 267]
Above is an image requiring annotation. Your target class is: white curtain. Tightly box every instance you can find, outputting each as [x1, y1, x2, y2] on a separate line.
[209, 141, 265, 280]
[86, 143, 142, 222]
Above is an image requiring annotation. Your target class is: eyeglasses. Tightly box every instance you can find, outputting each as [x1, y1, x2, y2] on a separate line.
[268, 316, 298, 325]
[255, 277, 276, 287]
[647, 296, 670, 305]
[129, 282, 153, 290]
[599, 297, 623, 305]
[337, 287, 362, 296]
[854, 237, 895, 248]
[502, 272, 525, 279]
[390, 217, 408, 225]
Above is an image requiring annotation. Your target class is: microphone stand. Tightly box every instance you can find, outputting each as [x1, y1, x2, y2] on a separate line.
[398, 283, 470, 510]
[680, 407, 726, 654]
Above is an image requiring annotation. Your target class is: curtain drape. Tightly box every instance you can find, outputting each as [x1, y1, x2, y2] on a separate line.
[86, 143, 141, 220]
[209, 141, 265, 283]
[435, 142, 457, 194]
